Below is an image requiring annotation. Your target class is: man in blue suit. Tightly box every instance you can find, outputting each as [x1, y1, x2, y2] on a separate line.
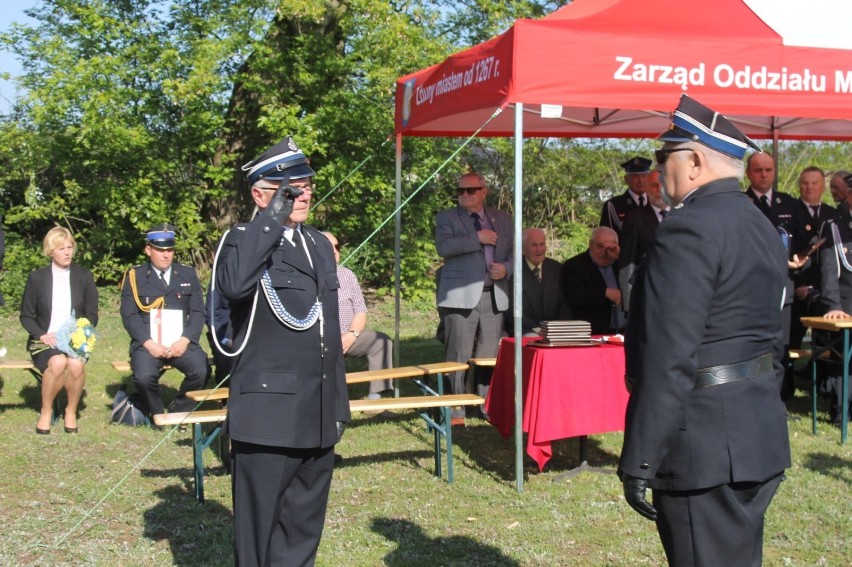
[435, 172, 513, 423]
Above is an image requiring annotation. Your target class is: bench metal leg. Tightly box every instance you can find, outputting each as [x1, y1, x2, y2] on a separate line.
[192, 422, 223, 503]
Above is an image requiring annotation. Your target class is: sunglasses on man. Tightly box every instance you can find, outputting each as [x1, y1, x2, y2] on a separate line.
[654, 147, 693, 165]
[457, 186, 485, 195]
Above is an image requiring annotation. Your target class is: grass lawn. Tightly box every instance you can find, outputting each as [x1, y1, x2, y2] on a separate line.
[0, 288, 849, 566]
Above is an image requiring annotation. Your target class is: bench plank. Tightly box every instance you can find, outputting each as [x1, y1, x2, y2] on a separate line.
[0, 360, 36, 370]
[469, 357, 497, 367]
[350, 394, 484, 412]
[345, 361, 469, 384]
[152, 409, 227, 427]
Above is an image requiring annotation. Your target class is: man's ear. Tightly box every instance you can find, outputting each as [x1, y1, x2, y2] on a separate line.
[250, 186, 267, 208]
[688, 149, 704, 181]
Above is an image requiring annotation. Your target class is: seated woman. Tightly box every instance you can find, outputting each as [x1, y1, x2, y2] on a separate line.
[20, 227, 98, 434]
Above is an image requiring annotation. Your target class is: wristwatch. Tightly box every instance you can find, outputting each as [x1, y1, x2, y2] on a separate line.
[349, 329, 360, 338]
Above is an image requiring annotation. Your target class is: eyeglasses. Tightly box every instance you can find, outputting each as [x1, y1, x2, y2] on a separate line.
[457, 186, 484, 195]
[257, 182, 314, 193]
[654, 148, 693, 165]
[331, 243, 340, 251]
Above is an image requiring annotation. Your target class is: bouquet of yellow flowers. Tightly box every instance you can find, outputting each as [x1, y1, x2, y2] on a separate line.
[55, 311, 97, 360]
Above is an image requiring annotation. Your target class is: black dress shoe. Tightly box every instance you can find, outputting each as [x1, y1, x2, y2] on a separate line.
[36, 427, 50, 435]
[64, 426, 78, 434]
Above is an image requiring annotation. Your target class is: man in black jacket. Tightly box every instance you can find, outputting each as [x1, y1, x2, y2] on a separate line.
[119, 225, 208, 416]
[216, 137, 349, 566]
[561, 226, 622, 334]
[619, 95, 790, 567]
[509, 227, 570, 336]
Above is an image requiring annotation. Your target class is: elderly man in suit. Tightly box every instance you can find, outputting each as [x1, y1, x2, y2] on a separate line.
[216, 137, 349, 565]
[618, 94, 790, 567]
[509, 228, 571, 336]
[617, 170, 668, 313]
[435, 171, 513, 423]
[561, 226, 623, 335]
[119, 224, 209, 417]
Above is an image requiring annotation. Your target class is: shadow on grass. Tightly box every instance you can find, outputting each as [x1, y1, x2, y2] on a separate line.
[143, 484, 233, 566]
[336, 449, 434, 470]
[371, 517, 520, 566]
[802, 451, 852, 486]
[451, 421, 620, 483]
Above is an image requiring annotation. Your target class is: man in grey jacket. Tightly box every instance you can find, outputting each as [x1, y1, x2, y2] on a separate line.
[435, 172, 512, 423]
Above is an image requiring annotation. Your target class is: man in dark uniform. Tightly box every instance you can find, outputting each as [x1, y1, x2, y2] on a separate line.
[216, 137, 349, 566]
[817, 171, 852, 426]
[617, 170, 668, 313]
[619, 94, 790, 567]
[119, 225, 208, 416]
[789, 166, 834, 353]
[599, 156, 652, 236]
[744, 152, 798, 230]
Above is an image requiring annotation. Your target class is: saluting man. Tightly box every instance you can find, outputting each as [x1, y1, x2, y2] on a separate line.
[119, 225, 209, 417]
[618, 95, 790, 567]
[216, 137, 349, 566]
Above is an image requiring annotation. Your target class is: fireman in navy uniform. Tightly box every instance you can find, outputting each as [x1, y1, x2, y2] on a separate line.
[817, 172, 852, 426]
[599, 156, 652, 235]
[216, 137, 349, 566]
[618, 95, 790, 567]
[119, 225, 209, 416]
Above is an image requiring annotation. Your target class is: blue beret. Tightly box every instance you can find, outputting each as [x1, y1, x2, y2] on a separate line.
[241, 136, 316, 185]
[146, 223, 176, 249]
[657, 94, 761, 159]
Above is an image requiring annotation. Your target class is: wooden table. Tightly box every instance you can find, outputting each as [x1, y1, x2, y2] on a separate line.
[800, 316, 851, 443]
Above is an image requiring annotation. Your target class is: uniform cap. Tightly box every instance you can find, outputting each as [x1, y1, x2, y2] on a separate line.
[657, 94, 761, 159]
[146, 223, 177, 249]
[241, 136, 316, 185]
[620, 156, 652, 174]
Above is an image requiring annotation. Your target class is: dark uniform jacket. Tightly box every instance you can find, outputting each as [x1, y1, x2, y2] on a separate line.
[617, 206, 661, 312]
[20, 263, 99, 347]
[790, 200, 835, 291]
[216, 217, 349, 449]
[619, 178, 791, 492]
[599, 190, 645, 235]
[819, 209, 852, 313]
[119, 262, 205, 350]
[744, 186, 798, 233]
[561, 251, 620, 335]
[508, 258, 571, 335]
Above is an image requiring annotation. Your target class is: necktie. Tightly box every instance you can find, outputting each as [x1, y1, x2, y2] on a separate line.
[759, 195, 771, 217]
[158, 270, 167, 287]
[533, 266, 541, 283]
[810, 205, 820, 218]
[471, 212, 482, 231]
[659, 209, 667, 221]
[638, 195, 645, 206]
[292, 229, 314, 272]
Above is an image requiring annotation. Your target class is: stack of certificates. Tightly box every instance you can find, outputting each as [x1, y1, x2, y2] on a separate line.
[537, 320, 593, 346]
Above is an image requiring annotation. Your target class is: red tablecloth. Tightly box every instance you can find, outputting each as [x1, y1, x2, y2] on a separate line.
[484, 337, 629, 470]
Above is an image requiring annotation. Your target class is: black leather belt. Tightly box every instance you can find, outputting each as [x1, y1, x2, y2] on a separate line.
[694, 353, 772, 389]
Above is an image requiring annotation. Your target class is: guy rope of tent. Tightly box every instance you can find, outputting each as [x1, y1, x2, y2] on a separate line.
[50, 108, 504, 546]
[312, 137, 391, 208]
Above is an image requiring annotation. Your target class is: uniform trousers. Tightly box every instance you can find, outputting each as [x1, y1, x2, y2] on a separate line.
[654, 473, 783, 567]
[442, 289, 503, 414]
[346, 329, 393, 394]
[130, 344, 208, 415]
[232, 441, 334, 567]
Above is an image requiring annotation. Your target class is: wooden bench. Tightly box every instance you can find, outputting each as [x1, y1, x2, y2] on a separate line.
[0, 359, 60, 420]
[111, 358, 215, 374]
[160, 362, 483, 501]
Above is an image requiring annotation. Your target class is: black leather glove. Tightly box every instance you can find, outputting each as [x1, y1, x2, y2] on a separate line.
[336, 420, 347, 442]
[621, 472, 658, 521]
[264, 176, 304, 225]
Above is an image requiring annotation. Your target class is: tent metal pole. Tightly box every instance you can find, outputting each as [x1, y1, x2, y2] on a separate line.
[394, 134, 402, 370]
[513, 103, 525, 493]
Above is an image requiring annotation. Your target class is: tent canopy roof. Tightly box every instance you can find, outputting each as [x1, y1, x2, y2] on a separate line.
[395, 0, 852, 141]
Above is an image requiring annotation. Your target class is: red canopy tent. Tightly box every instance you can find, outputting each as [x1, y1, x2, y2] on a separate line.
[391, 0, 852, 491]
[395, 0, 852, 140]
